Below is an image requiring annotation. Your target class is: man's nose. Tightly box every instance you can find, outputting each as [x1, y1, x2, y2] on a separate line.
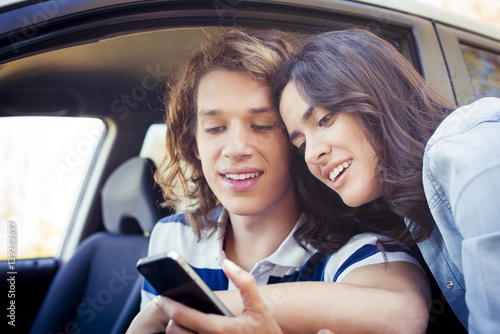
[222, 126, 255, 160]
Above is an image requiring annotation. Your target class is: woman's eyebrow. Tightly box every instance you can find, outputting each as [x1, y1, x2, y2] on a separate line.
[302, 107, 315, 122]
[289, 107, 314, 142]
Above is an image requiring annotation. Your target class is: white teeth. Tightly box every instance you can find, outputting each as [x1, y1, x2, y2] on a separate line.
[225, 172, 260, 180]
[329, 160, 352, 182]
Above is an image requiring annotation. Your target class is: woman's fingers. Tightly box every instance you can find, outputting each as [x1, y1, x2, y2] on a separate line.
[222, 259, 266, 313]
[222, 259, 282, 334]
[166, 319, 197, 334]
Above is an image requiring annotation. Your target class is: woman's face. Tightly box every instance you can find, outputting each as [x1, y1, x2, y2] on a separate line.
[195, 70, 296, 216]
[279, 81, 382, 207]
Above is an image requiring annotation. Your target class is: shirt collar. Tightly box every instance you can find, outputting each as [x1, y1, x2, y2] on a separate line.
[212, 209, 316, 270]
[264, 212, 317, 269]
[212, 208, 229, 266]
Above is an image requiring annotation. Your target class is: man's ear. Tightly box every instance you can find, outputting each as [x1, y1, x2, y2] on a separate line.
[194, 142, 200, 160]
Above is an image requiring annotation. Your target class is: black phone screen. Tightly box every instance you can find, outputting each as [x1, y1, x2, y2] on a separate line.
[137, 254, 230, 315]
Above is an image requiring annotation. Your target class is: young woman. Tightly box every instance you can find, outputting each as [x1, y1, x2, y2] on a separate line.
[276, 28, 500, 333]
[126, 29, 430, 334]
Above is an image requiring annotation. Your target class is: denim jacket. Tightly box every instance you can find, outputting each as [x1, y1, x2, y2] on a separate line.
[408, 97, 500, 333]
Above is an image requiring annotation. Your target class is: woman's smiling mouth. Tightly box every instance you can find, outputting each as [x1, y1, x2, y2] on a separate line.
[328, 159, 352, 182]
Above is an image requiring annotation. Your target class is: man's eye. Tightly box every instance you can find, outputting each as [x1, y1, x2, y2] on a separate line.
[206, 126, 225, 134]
[253, 125, 275, 132]
[318, 113, 334, 127]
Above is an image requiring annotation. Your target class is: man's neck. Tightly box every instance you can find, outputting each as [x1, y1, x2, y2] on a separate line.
[223, 206, 301, 272]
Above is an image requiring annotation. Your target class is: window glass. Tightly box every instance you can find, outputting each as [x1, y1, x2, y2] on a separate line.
[0, 117, 105, 259]
[460, 43, 500, 98]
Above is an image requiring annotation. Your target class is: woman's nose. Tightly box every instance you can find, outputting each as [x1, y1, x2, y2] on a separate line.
[304, 136, 330, 166]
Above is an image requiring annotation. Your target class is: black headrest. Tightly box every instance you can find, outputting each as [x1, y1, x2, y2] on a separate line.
[101, 157, 172, 234]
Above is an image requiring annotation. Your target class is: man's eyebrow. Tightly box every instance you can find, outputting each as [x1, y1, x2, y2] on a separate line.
[289, 107, 314, 142]
[198, 107, 273, 116]
[249, 107, 274, 114]
[198, 109, 222, 117]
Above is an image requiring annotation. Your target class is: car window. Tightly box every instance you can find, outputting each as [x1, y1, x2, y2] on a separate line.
[460, 43, 500, 97]
[0, 116, 105, 259]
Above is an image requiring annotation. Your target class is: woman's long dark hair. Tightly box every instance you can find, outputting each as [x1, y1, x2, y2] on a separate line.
[274, 29, 456, 243]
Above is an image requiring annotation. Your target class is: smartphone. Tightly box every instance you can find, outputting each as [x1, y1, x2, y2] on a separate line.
[136, 250, 233, 316]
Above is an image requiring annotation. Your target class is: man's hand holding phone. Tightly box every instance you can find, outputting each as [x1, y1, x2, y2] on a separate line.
[127, 256, 282, 333]
[153, 259, 283, 334]
[127, 256, 335, 334]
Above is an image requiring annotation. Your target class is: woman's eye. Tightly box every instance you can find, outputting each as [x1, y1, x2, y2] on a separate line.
[297, 142, 306, 153]
[318, 113, 334, 128]
[206, 126, 225, 134]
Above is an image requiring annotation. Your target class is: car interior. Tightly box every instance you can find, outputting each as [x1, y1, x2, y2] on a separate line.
[29, 154, 172, 334]
[2, 0, 495, 332]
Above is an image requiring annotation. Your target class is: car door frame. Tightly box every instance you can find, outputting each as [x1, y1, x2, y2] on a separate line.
[0, 0, 456, 331]
[435, 22, 500, 105]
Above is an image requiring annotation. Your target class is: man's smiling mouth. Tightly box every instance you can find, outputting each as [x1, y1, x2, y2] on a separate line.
[224, 172, 262, 180]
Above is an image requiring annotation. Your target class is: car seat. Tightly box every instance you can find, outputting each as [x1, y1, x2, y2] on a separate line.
[29, 157, 172, 334]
